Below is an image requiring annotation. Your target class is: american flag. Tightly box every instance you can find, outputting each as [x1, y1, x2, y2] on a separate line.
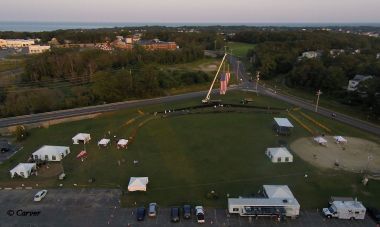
[220, 73, 227, 95]
[225, 72, 231, 85]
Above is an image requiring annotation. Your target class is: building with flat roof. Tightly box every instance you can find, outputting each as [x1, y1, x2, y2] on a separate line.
[0, 39, 35, 48]
[24, 45, 50, 54]
[347, 75, 373, 92]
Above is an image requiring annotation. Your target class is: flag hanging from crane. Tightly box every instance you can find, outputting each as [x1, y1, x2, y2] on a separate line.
[225, 72, 231, 85]
[220, 73, 227, 95]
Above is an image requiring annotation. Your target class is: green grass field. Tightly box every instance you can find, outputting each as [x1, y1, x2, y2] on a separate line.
[1, 91, 379, 209]
[228, 42, 256, 58]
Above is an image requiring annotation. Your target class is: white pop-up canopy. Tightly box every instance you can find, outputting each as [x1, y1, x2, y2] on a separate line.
[72, 133, 91, 144]
[128, 177, 149, 191]
[10, 163, 36, 178]
[117, 139, 129, 149]
[98, 138, 110, 146]
[334, 136, 347, 143]
[314, 137, 327, 145]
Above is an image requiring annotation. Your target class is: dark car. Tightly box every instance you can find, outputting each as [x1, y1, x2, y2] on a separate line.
[171, 207, 180, 222]
[183, 205, 191, 219]
[368, 207, 380, 224]
[136, 207, 146, 221]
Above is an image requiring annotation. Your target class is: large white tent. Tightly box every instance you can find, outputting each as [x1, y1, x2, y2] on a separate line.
[10, 163, 37, 178]
[72, 133, 91, 144]
[314, 137, 328, 146]
[266, 147, 293, 163]
[117, 139, 129, 149]
[128, 177, 149, 191]
[33, 145, 70, 161]
[273, 118, 294, 135]
[98, 138, 110, 147]
[334, 136, 347, 144]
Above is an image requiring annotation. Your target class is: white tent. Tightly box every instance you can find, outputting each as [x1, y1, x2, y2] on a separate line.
[274, 118, 294, 128]
[334, 136, 347, 144]
[117, 139, 129, 149]
[10, 163, 37, 178]
[128, 177, 149, 191]
[263, 185, 296, 199]
[266, 147, 293, 163]
[98, 138, 110, 147]
[314, 137, 328, 146]
[72, 133, 91, 144]
[33, 145, 71, 161]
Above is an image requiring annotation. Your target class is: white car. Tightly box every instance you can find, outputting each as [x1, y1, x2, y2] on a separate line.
[34, 190, 48, 202]
[195, 206, 205, 223]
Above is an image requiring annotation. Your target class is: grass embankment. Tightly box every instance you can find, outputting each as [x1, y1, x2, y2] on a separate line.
[0, 91, 379, 209]
[227, 42, 256, 58]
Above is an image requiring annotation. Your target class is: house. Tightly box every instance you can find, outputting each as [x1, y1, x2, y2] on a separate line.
[23, 45, 50, 54]
[32, 145, 71, 161]
[347, 75, 373, 92]
[72, 133, 91, 144]
[329, 49, 345, 57]
[266, 147, 293, 163]
[273, 118, 294, 135]
[228, 185, 300, 218]
[10, 163, 37, 178]
[300, 51, 321, 59]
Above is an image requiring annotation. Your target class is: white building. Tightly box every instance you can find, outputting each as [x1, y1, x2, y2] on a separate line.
[266, 147, 293, 163]
[24, 45, 50, 54]
[228, 185, 300, 218]
[0, 39, 35, 48]
[301, 51, 321, 59]
[32, 145, 70, 161]
[10, 163, 37, 178]
[347, 75, 373, 91]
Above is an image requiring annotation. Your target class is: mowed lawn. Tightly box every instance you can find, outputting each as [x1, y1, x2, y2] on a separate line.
[228, 42, 256, 58]
[0, 91, 379, 209]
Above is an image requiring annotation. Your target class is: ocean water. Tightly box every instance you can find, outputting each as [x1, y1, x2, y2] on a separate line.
[0, 21, 380, 32]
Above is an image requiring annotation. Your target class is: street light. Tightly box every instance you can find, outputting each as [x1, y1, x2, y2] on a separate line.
[315, 90, 322, 112]
[255, 71, 260, 96]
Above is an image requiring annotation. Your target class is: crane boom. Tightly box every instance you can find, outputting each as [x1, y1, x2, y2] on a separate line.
[202, 53, 228, 103]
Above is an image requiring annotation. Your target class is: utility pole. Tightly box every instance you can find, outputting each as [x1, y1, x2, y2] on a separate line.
[236, 60, 240, 82]
[255, 71, 260, 96]
[214, 40, 217, 50]
[315, 89, 322, 112]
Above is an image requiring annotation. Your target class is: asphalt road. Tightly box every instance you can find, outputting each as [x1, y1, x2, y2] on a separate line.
[0, 189, 376, 227]
[0, 55, 379, 137]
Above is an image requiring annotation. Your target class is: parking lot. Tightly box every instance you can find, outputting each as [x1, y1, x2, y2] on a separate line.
[0, 189, 376, 226]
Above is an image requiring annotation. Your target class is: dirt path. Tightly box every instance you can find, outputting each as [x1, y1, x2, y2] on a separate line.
[290, 136, 380, 173]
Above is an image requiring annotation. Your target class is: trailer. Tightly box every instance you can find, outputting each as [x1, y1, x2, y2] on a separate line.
[323, 200, 366, 220]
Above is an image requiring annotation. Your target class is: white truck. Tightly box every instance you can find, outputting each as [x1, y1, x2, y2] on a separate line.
[323, 200, 366, 220]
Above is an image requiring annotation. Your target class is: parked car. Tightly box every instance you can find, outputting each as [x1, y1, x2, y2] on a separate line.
[171, 207, 180, 222]
[195, 206, 205, 223]
[148, 203, 158, 217]
[34, 190, 48, 202]
[136, 207, 146, 221]
[367, 207, 380, 224]
[183, 205, 191, 219]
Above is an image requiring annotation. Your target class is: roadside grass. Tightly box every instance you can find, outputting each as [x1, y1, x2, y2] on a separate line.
[162, 58, 219, 72]
[0, 59, 24, 73]
[0, 91, 379, 209]
[228, 42, 256, 59]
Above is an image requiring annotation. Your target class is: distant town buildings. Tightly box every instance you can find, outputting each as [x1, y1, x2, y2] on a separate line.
[24, 45, 50, 54]
[299, 51, 322, 60]
[347, 75, 373, 92]
[136, 39, 178, 51]
[329, 49, 345, 57]
[0, 39, 35, 48]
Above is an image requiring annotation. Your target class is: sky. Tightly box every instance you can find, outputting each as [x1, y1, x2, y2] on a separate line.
[1, 0, 380, 23]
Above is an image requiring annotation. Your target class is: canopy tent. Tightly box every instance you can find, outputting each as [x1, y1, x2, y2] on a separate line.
[266, 147, 293, 163]
[76, 150, 88, 159]
[334, 136, 347, 144]
[273, 118, 294, 135]
[10, 163, 37, 178]
[98, 138, 110, 147]
[128, 177, 149, 191]
[72, 133, 91, 144]
[117, 139, 129, 149]
[33, 145, 70, 162]
[314, 137, 328, 146]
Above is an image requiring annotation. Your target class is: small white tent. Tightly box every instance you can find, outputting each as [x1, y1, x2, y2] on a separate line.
[128, 177, 149, 191]
[266, 147, 293, 163]
[72, 133, 91, 144]
[33, 145, 70, 161]
[117, 139, 129, 149]
[10, 163, 37, 178]
[314, 137, 327, 146]
[334, 136, 347, 144]
[98, 138, 110, 147]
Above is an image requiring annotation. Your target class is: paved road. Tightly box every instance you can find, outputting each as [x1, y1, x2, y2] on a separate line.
[0, 189, 376, 227]
[0, 55, 379, 137]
